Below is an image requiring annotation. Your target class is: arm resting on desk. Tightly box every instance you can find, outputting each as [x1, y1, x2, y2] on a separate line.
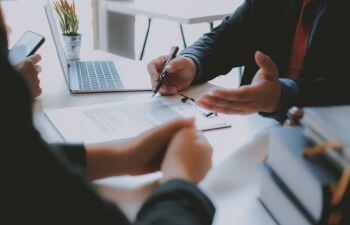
[8, 132, 215, 224]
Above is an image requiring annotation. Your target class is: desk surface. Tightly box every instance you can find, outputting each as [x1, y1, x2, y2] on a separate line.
[3, 1, 277, 224]
[104, 0, 243, 24]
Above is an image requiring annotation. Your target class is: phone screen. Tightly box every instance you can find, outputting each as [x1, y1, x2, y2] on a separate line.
[9, 31, 44, 65]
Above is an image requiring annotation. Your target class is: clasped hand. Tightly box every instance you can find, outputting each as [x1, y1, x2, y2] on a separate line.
[86, 119, 213, 185]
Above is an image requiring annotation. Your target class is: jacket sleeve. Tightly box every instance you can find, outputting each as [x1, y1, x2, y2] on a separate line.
[260, 76, 350, 123]
[180, 0, 260, 84]
[136, 180, 216, 225]
[50, 143, 86, 168]
[297, 76, 350, 106]
[259, 78, 300, 122]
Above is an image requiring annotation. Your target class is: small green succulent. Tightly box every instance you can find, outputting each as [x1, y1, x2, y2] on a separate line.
[53, 0, 79, 36]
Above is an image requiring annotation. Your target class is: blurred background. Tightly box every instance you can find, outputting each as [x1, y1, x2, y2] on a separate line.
[2, 0, 243, 86]
[2, 0, 242, 59]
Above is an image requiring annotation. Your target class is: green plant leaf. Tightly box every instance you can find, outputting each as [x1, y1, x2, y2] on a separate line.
[53, 0, 79, 35]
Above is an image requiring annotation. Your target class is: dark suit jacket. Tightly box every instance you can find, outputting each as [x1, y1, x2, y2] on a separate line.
[181, 0, 350, 121]
[0, 53, 215, 224]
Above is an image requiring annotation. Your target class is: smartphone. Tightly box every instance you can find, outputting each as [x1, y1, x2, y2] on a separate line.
[9, 31, 45, 65]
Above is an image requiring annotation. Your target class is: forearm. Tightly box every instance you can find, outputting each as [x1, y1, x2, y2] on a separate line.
[85, 143, 131, 180]
[180, 0, 254, 84]
[51, 143, 121, 180]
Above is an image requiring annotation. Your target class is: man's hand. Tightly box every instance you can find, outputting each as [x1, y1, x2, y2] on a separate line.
[85, 119, 195, 180]
[15, 54, 43, 98]
[197, 51, 281, 115]
[160, 128, 213, 185]
[148, 55, 197, 95]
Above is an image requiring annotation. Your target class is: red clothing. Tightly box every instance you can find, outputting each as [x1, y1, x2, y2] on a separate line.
[287, 0, 314, 79]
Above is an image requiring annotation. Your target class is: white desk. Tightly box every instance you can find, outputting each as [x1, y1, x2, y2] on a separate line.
[3, 1, 277, 225]
[101, 0, 243, 59]
[105, 0, 239, 25]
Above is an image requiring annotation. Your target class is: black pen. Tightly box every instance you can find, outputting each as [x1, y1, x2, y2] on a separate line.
[152, 46, 180, 97]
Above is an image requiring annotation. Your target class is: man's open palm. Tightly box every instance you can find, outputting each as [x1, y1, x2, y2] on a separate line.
[197, 51, 281, 115]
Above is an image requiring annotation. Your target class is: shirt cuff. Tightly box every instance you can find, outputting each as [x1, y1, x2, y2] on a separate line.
[259, 78, 299, 123]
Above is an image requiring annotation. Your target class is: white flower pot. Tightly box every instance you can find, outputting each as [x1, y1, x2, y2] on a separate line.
[63, 34, 82, 61]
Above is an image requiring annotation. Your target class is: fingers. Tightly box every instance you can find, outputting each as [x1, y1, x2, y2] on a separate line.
[156, 118, 195, 135]
[255, 51, 278, 80]
[177, 126, 197, 138]
[148, 55, 178, 95]
[33, 86, 43, 98]
[160, 85, 178, 95]
[31, 73, 42, 98]
[211, 86, 257, 101]
[147, 55, 167, 81]
[27, 54, 42, 65]
[141, 118, 195, 142]
[198, 94, 256, 112]
[197, 99, 246, 115]
[17, 55, 43, 98]
[196, 132, 211, 148]
[196, 87, 262, 115]
[164, 56, 189, 74]
[35, 65, 42, 74]
[148, 56, 191, 96]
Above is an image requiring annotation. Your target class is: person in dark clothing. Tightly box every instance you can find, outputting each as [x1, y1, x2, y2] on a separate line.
[0, 6, 215, 225]
[148, 0, 350, 122]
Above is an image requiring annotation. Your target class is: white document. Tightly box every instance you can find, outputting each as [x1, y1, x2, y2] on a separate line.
[45, 97, 231, 145]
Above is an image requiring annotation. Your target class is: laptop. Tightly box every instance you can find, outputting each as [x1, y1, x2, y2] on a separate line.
[44, 3, 152, 93]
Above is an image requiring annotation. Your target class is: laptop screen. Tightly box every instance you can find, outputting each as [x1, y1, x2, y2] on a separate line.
[44, 2, 69, 79]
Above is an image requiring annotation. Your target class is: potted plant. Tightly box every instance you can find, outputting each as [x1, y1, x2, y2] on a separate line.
[53, 0, 81, 60]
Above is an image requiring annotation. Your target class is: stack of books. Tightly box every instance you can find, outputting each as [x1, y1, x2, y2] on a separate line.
[259, 106, 350, 225]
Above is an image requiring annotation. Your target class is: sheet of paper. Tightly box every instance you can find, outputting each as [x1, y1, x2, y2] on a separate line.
[45, 98, 231, 145]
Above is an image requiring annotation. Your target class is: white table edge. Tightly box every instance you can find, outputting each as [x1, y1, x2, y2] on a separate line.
[105, 1, 232, 24]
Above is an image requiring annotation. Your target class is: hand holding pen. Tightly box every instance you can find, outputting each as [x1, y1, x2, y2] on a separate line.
[152, 46, 180, 97]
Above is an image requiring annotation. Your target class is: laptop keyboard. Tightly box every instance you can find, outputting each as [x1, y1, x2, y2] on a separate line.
[76, 61, 124, 91]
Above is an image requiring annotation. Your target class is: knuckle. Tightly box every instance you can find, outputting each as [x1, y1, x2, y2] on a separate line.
[151, 73, 159, 80]
[23, 60, 32, 67]
[159, 55, 167, 61]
